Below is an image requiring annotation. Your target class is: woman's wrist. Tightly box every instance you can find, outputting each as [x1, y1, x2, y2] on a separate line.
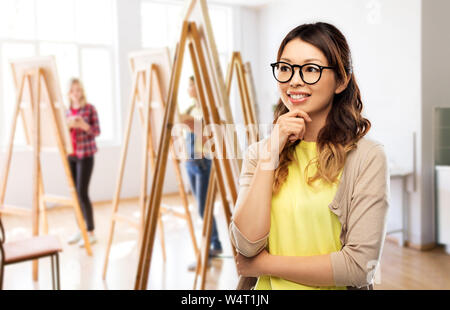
[259, 252, 273, 276]
[258, 138, 281, 170]
[270, 125, 287, 154]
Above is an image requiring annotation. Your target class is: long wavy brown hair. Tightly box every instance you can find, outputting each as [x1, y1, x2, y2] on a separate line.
[272, 22, 371, 194]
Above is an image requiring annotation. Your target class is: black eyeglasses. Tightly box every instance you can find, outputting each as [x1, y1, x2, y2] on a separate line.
[270, 61, 334, 85]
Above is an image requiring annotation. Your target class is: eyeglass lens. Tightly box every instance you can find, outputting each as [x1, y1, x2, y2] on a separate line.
[273, 63, 322, 84]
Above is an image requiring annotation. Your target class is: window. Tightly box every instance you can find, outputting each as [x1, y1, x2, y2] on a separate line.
[0, 0, 117, 146]
[140, 0, 233, 113]
[209, 4, 233, 73]
[141, 1, 184, 50]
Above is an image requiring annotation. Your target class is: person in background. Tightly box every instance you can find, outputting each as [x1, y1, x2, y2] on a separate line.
[66, 78, 101, 247]
[179, 76, 223, 271]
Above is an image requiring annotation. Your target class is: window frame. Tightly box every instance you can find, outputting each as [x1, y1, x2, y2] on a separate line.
[0, 0, 120, 149]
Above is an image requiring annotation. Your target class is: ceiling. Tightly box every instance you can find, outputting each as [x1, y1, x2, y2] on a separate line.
[209, 0, 275, 8]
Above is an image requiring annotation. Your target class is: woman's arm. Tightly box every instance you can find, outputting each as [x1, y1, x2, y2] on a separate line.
[80, 105, 100, 137]
[179, 114, 195, 131]
[232, 139, 276, 242]
[67, 116, 78, 129]
[236, 250, 335, 286]
[231, 110, 312, 252]
[78, 117, 91, 132]
[329, 143, 389, 288]
[66, 109, 77, 129]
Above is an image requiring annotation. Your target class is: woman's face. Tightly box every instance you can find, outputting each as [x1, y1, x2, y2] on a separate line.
[188, 79, 197, 98]
[277, 38, 343, 116]
[69, 83, 83, 103]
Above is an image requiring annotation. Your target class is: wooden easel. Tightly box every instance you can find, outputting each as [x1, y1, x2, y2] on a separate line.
[0, 58, 92, 281]
[225, 51, 259, 145]
[102, 55, 199, 279]
[134, 18, 240, 290]
[191, 52, 261, 289]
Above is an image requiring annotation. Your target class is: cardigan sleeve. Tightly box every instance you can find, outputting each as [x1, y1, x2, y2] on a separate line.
[330, 143, 390, 288]
[229, 139, 270, 257]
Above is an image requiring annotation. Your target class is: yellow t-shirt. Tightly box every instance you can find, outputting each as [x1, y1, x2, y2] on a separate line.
[254, 140, 346, 290]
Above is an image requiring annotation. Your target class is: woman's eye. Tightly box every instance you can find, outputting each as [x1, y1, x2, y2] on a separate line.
[279, 65, 291, 72]
[305, 65, 320, 72]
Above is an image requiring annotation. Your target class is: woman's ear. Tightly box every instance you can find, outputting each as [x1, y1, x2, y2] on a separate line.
[335, 75, 351, 95]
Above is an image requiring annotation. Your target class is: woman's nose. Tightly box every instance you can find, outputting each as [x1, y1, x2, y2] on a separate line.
[290, 68, 304, 87]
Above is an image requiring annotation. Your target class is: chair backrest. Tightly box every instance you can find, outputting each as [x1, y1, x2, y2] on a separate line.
[0, 216, 4, 244]
[0, 216, 4, 289]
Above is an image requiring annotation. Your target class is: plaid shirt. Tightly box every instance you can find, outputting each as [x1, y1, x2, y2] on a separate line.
[66, 103, 101, 159]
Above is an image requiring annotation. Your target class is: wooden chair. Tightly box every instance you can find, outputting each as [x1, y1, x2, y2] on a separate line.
[0, 216, 62, 290]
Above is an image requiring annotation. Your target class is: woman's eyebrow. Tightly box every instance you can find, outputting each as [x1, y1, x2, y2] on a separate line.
[304, 58, 323, 63]
[279, 57, 324, 64]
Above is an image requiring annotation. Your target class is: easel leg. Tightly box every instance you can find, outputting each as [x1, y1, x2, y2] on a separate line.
[134, 22, 190, 290]
[188, 30, 237, 259]
[32, 69, 42, 282]
[200, 187, 215, 290]
[170, 147, 199, 257]
[103, 71, 141, 279]
[38, 162, 48, 235]
[141, 71, 168, 263]
[149, 63, 198, 261]
[216, 171, 236, 258]
[103, 216, 117, 279]
[188, 24, 237, 203]
[0, 75, 26, 208]
[157, 215, 167, 262]
[139, 69, 152, 244]
[193, 166, 216, 290]
[39, 71, 92, 256]
[187, 41, 222, 290]
[225, 54, 245, 166]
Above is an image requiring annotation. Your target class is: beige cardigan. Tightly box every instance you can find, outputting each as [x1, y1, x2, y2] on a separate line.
[229, 137, 390, 289]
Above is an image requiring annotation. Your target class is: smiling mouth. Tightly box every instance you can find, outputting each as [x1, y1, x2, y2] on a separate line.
[287, 92, 311, 104]
[288, 93, 311, 100]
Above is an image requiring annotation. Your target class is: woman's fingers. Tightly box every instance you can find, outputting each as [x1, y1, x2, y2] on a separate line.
[288, 131, 303, 142]
[284, 109, 312, 122]
[277, 112, 307, 143]
[273, 111, 309, 151]
[288, 134, 297, 142]
[283, 122, 305, 136]
[284, 117, 306, 128]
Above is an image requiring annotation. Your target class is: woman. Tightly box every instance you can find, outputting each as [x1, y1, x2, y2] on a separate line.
[180, 76, 223, 271]
[229, 22, 389, 290]
[66, 78, 101, 247]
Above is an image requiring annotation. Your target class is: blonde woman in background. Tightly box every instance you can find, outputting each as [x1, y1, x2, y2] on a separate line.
[66, 78, 101, 247]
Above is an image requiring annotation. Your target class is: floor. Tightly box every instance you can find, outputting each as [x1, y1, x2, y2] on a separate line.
[1, 194, 449, 290]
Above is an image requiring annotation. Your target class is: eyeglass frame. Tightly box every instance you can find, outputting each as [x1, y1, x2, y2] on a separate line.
[270, 61, 335, 85]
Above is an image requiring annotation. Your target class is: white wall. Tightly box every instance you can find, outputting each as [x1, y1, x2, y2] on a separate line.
[252, 0, 426, 245]
[422, 0, 450, 245]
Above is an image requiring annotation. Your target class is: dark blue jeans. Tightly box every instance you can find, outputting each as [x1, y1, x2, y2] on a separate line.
[185, 158, 222, 250]
[68, 155, 95, 231]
